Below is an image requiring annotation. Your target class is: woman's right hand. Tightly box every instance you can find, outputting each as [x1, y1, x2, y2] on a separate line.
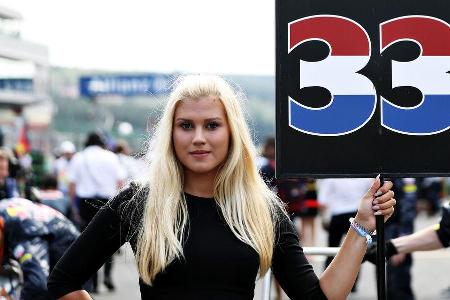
[353, 176, 396, 233]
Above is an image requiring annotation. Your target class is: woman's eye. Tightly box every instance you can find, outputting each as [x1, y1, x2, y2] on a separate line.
[180, 122, 193, 129]
[206, 122, 219, 129]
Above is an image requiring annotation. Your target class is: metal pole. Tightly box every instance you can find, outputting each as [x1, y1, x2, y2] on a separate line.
[376, 176, 387, 300]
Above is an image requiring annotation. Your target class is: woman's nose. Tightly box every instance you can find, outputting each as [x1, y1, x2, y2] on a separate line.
[192, 127, 206, 145]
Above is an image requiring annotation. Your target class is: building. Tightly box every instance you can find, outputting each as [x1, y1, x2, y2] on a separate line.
[0, 4, 52, 151]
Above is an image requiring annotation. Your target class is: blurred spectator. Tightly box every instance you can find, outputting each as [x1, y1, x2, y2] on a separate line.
[0, 149, 19, 200]
[317, 178, 372, 292]
[418, 177, 444, 216]
[31, 175, 71, 217]
[52, 141, 76, 197]
[277, 178, 318, 247]
[444, 177, 450, 201]
[114, 140, 143, 182]
[3, 148, 21, 180]
[0, 197, 79, 300]
[259, 137, 275, 186]
[385, 178, 417, 300]
[255, 143, 269, 170]
[68, 132, 125, 293]
[21, 150, 50, 201]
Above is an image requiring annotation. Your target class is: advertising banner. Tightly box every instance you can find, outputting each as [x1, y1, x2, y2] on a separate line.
[79, 74, 171, 98]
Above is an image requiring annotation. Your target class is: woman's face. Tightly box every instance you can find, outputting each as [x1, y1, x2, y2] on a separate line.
[173, 96, 230, 178]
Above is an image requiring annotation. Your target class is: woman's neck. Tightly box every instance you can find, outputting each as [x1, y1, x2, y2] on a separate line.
[183, 170, 216, 198]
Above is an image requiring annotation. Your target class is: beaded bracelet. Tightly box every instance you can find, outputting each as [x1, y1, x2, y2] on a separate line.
[349, 217, 374, 246]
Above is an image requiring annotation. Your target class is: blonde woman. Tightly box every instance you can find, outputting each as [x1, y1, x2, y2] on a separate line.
[48, 75, 396, 300]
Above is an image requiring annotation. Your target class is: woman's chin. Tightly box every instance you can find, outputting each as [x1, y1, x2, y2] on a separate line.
[185, 165, 219, 176]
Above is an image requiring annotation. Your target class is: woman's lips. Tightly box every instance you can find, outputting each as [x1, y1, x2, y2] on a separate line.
[190, 150, 210, 158]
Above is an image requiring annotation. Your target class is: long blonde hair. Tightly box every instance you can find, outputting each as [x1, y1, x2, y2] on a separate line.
[136, 74, 284, 284]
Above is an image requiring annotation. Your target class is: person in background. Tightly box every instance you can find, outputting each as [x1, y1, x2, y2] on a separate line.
[294, 179, 319, 248]
[382, 178, 417, 300]
[273, 178, 318, 252]
[32, 175, 71, 217]
[419, 177, 444, 216]
[0, 149, 19, 201]
[53, 141, 76, 198]
[67, 132, 125, 293]
[0, 197, 79, 300]
[317, 178, 372, 292]
[259, 137, 276, 186]
[24, 150, 49, 200]
[364, 184, 450, 296]
[114, 140, 143, 182]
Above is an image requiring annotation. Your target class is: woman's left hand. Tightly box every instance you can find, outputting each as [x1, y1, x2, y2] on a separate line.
[354, 176, 395, 233]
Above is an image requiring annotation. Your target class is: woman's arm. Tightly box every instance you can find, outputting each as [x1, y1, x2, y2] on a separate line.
[47, 187, 136, 299]
[271, 216, 328, 300]
[58, 290, 92, 300]
[319, 177, 395, 299]
[319, 226, 367, 299]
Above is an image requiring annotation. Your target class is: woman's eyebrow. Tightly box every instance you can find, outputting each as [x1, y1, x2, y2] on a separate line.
[175, 117, 223, 122]
[204, 118, 222, 122]
[175, 118, 191, 122]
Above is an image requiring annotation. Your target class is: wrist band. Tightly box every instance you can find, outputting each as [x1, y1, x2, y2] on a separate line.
[386, 240, 398, 258]
[349, 217, 373, 246]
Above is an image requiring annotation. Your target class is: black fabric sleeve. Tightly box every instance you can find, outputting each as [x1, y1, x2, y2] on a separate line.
[47, 186, 140, 299]
[436, 201, 450, 248]
[272, 212, 327, 300]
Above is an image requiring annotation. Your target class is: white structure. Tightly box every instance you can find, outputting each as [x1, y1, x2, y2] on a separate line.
[0, 5, 52, 149]
[0, 5, 49, 107]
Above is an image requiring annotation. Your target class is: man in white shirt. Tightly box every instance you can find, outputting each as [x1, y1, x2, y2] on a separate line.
[317, 178, 372, 292]
[68, 132, 125, 293]
[53, 141, 76, 197]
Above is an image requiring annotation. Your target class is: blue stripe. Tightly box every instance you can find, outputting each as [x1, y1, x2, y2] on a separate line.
[289, 95, 375, 135]
[382, 95, 450, 134]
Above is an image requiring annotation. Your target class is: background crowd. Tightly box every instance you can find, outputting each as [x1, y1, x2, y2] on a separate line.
[0, 133, 448, 299]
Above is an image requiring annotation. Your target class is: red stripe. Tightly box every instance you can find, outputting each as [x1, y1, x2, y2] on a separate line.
[287, 200, 319, 212]
[289, 16, 370, 56]
[304, 199, 319, 208]
[382, 17, 450, 56]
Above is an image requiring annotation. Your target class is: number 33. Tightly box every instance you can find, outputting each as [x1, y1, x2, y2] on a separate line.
[288, 15, 450, 136]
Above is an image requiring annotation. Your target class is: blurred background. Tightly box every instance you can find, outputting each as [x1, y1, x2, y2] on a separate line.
[0, 0, 276, 155]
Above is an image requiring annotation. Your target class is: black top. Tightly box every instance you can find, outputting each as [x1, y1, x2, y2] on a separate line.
[48, 185, 327, 300]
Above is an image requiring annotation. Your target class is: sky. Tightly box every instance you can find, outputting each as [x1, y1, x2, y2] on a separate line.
[0, 0, 275, 75]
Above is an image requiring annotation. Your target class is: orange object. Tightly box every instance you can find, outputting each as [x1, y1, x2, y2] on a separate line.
[15, 125, 30, 156]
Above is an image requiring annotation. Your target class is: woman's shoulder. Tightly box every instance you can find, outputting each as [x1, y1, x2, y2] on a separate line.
[272, 206, 298, 243]
[108, 181, 149, 216]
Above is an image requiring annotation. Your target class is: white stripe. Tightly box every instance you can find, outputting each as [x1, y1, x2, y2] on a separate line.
[300, 56, 375, 95]
[392, 56, 450, 94]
